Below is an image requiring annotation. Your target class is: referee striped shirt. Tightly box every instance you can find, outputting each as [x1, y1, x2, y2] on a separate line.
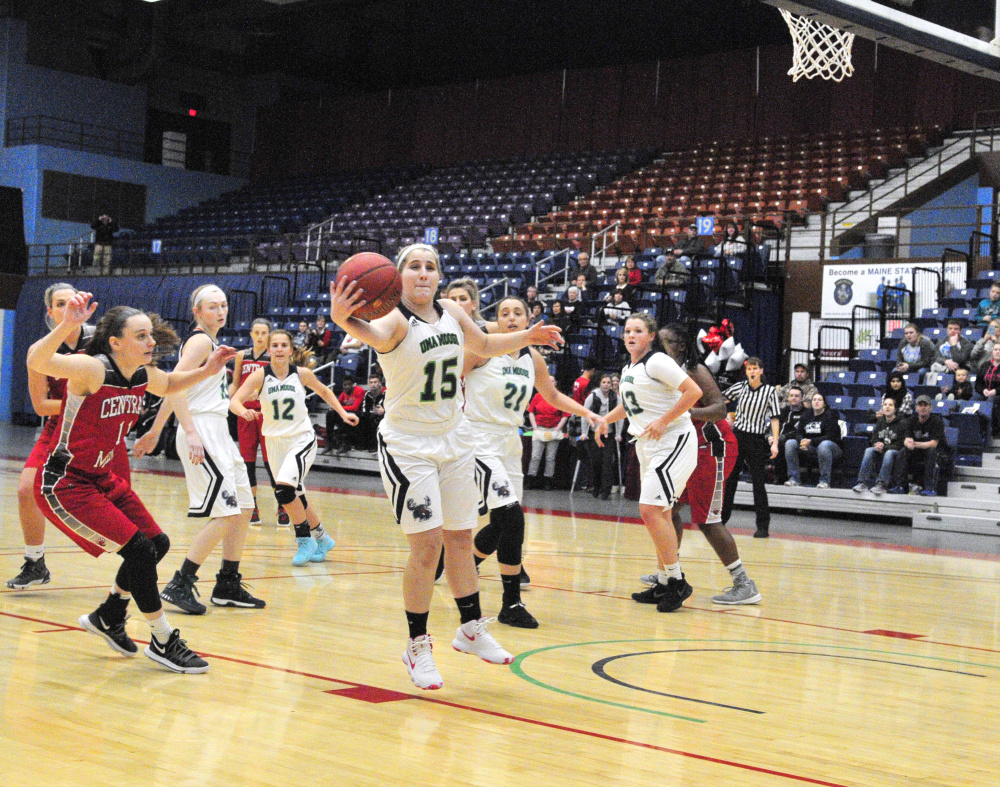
[724, 380, 781, 435]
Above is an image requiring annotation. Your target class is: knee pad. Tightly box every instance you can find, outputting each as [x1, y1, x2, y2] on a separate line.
[298, 494, 308, 510]
[245, 461, 257, 488]
[274, 485, 297, 507]
[118, 532, 161, 613]
[150, 532, 170, 563]
[474, 519, 501, 557]
[494, 503, 526, 567]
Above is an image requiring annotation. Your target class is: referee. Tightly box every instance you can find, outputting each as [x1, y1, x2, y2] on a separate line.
[721, 357, 781, 538]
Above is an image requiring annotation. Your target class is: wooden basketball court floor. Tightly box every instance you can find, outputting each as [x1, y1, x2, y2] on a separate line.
[2, 433, 999, 786]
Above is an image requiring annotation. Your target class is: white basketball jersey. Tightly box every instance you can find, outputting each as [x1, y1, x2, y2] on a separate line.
[378, 302, 464, 435]
[464, 350, 535, 430]
[620, 351, 691, 439]
[181, 330, 230, 417]
[259, 365, 312, 438]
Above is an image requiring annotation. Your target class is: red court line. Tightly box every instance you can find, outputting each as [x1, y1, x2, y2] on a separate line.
[417, 697, 850, 787]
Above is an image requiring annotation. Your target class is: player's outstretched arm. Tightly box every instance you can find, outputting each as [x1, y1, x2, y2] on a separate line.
[300, 367, 359, 425]
[147, 344, 236, 398]
[443, 300, 563, 358]
[329, 278, 407, 354]
[530, 348, 601, 429]
[26, 292, 104, 392]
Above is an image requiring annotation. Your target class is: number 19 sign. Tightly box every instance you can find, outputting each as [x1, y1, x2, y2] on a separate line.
[696, 216, 715, 236]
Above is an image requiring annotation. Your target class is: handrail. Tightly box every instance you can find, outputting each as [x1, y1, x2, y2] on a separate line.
[228, 289, 259, 329]
[591, 221, 620, 270]
[910, 266, 942, 317]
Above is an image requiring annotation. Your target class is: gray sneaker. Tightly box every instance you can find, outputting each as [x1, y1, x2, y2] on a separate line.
[852, 482, 867, 493]
[640, 572, 659, 586]
[711, 577, 762, 605]
[870, 481, 887, 495]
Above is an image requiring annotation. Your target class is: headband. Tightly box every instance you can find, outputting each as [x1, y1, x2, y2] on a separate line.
[193, 285, 226, 308]
[395, 243, 439, 269]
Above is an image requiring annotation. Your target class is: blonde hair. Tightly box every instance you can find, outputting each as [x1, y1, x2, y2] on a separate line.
[269, 329, 313, 367]
[444, 278, 483, 322]
[43, 283, 80, 329]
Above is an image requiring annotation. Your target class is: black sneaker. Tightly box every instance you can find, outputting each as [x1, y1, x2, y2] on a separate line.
[632, 581, 670, 604]
[144, 629, 209, 674]
[160, 570, 207, 615]
[6, 556, 51, 589]
[277, 507, 290, 527]
[498, 602, 539, 629]
[249, 507, 261, 526]
[753, 528, 770, 539]
[211, 571, 266, 608]
[518, 566, 531, 586]
[656, 575, 694, 613]
[79, 609, 137, 656]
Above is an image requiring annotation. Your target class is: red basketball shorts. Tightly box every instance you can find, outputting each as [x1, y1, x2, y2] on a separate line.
[680, 424, 738, 525]
[237, 414, 268, 464]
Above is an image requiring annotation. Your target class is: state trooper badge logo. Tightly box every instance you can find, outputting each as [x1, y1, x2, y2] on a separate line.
[834, 278, 853, 306]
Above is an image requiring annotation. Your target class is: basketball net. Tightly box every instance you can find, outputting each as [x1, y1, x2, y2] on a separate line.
[780, 9, 855, 82]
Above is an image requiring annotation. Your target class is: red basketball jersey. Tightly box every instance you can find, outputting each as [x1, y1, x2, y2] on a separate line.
[238, 348, 270, 411]
[43, 355, 147, 484]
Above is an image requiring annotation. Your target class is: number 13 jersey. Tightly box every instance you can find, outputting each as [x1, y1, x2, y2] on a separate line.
[464, 349, 535, 431]
[259, 364, 311, 438]
[619, 350, 692, 440]
[377, 302, 465, 436]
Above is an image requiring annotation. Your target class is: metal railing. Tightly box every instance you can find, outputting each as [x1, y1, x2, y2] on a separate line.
[851, 305, 884, 352]
[911, 266, 943, 320]
[816, 325, 853, 378]
[591, 221, 620, 270]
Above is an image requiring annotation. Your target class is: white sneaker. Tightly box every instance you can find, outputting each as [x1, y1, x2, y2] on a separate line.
[402, 635, 443, 690]
[816, 481, 830, 489]
[452, 617, 514, 664]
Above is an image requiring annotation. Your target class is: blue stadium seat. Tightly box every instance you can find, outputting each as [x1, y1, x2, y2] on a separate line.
[932, 400, 955, 415]
[922, 327, 945, 341]
[853, 422, 875, 435]
[828, 395, 853, 410]
[961, 326, 984, 342]
[825, 371, 855, 385]
[816, 381, 844, 397]
[856, 396, 881, 411]
[920, 307, 948, 322]
[951, 307, 976, 323]
[842, 408, 871, 426]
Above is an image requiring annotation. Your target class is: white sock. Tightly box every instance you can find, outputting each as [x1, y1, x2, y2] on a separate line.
[148, 614, 173, 643]
[312, 523, 326, 540]
[110, 587, 132, 602]
[661, 562, 683, 582]
[725, 559, 747, 580]
[25, 545, 44, 561]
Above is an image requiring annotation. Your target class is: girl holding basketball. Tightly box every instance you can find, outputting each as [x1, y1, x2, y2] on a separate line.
[231, 329, 358, 566]
[596, 313, 702, 613]
[330, 244, 562, 690]
[463, 295, 603, 628]
[28, 292, 235, 672]
[134, 284, 264, 615]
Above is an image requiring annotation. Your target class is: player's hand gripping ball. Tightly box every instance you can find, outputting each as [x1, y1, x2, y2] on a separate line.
[336, 253, 403, 321]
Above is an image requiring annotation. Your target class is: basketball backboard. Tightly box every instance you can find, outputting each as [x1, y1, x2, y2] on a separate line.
[761, 0, 1000, 80]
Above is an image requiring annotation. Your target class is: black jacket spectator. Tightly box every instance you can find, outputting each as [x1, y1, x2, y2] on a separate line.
[871, 413, 909, 451]
[778, 404, 808, 441]
[795, 408, 842, 446]
[91, 216, 119, 244]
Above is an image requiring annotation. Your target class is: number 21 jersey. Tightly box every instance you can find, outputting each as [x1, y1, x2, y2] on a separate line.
[464, 349, 535, 430]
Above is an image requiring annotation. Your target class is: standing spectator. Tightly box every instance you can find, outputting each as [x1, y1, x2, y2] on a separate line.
[776, 364, 818, 406]
[600, 291, 632, 326]
[356, 372, 386, 452]
[653, 253, 687, 288]
[974, 281, 1000, 325]
[574, 251, 599, 287]
[715, 222, 747, 257]
[899, 395, 949, 495]
[582, 374, 618, 500]
[574, 273, 597, 301]
[894, 323, 937, 374]
[608, 267, 637, 304]
[940, 365, 974, 401]
[310, 315, 334, 364]
[529, 302, 545, 324]
[623, 256, 643, 286]
[672, 223, 705, 261]
[971, 319, 1000, 369]
[526, 379, 568, 490]
[975, 343, 1000, 437]
[853, 398, 908, 494]
[524, 285, 541, 314]
[784, 392, 843, 489]
[548, 300, 573, 334]
[722, 358, 781, 538]
[572, 357, 598, 404]
[932, 319, 973, 373]
[774, 386, 808, 482]
[91, 214, 119, 275]
[324, 373, 364, 452]
[882, 371, 914, 416]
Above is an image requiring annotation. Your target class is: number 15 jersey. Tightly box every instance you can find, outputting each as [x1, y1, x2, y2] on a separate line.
[259, 365, 311, 438]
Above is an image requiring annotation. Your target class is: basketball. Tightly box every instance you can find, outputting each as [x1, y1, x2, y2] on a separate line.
[336, 252, 402, 321]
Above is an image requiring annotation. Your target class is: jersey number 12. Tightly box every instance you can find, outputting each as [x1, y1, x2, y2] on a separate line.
[270, 398, 295, 421]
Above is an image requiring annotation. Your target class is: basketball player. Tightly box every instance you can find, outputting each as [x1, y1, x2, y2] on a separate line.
[463, 295, 602, 628]
[27, 292, 235, 672]
[231, 318, 286, 526]
[329, 243, 562, 690]
[231, 329, 358, 566]
[133, 284, 263, 615]
[635, 324, 761, 605]
[7, 284, 96, 589]
[597, 313, 701, 613]
[443, 278, 496, 331]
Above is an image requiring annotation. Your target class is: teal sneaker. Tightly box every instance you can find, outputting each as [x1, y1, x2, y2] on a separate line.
[309, 533, 336, 562]
[292, 537, 318, 566]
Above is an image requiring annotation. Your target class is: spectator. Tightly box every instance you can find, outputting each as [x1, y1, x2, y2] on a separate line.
[357, 372, 386, 452]
[526, 378, 568, 490]
[293, 319, 311, 349]
[310, 315, 334, 363]
[525, 285, 541, 314]
[600, 291, 632, 326]
[975, 343, 1000, 437]
[581, 373, 618, 499]
[653, 253, 687, 288]
[882, 371, 914, 416]
[774, 385, 808, 482]
[608, 267, 637, 304]
[853, 398, 908, 494]
[973, 281, 1000, 325]
[784, 392, 843, 489]
[549, 299, 573, 334]
[623, 256, 643, 286]
[574, 273, 597, 301]
[715, 222, 747, 257]
[932, 319, 973, 373]
[529, 302, 545, 323]
[324, 373, 364, 453]
[940, 365, 974, 401]
[777, 363, 818, 406]
[672, 223, 705, 260]
[574, 251, 599, 287]
[90, 213, 119, 275]
[894, 323, 937, 374]
[561, 287, 584, 330]
[899, 395, 949, 495]
[572, 357, 598, 404]
[971, 319, 1000, 369]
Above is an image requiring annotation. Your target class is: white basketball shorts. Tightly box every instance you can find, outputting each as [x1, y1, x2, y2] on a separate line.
[177, 414, 254, 518]
[635, 424, 698, 509]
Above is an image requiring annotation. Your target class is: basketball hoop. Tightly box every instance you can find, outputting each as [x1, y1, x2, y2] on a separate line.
[780, 9, 855, 82]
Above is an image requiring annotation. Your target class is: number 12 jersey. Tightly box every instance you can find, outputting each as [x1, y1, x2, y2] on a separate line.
[259, 364, 311, 438]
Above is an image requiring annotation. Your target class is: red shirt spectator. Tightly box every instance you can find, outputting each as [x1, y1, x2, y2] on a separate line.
[527, 393, 566, 428]
[338, 378, 365, 413]
[572, 373, 593, 404]
[624, 258, 643, 286]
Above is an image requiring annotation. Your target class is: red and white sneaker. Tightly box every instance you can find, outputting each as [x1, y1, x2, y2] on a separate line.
[452, 617, 514, 664]
[249, 507, 261, 527]
[277, 507, 290, 527]
[403, 635, 443, 690]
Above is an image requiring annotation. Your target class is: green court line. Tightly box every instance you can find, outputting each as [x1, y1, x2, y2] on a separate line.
[509, 638, 1000, 720]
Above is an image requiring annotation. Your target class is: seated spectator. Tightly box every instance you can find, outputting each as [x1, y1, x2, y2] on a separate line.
[940, 364, 974, 401]
[572, 357, 598, 404]
[894, 323, 937, 374]
[581, 373, 619, 500]
[574, 273, 598, 301]
[970, 319, 1000, 368]
[623, 256, 643, 286]
[293, 320, 311, 349]
[525, 285, 541, 314]
[340, 332, 364, 356]
[898, 395, 949, 495]
[853, 398, 908, 494]
[974, 281, 1000, 325]
[549, 299, 574, 333]
[672, 223, 705, 260]
[774, 385, 809, 482]
[561, 287, 584, 329]
[652, 253, 687, 288]
[932, 318, 973, 373]
[777, 363, 818, 406]
[526, 377, 568, 490]
[600, 291, 632, 326]
[529, 301, 546, 323]
[574, 251, 598, 287]
[323, 374, 364, 453]
[715, 222, 747, 257]
[357, 372, 386, 452]
[309, 315, 334, 363]
[783, 392, 843, 488]
[607, 267, 637, 304]
[883, 371, 914, 416]
[975, 343, 1000, 437]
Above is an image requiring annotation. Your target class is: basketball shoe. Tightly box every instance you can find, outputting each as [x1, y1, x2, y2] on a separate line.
[632, 580, 670, 603]
[292, 537, 318, 566]
[211, 571, 266, 608]
[498, 602, 539, 629]
[309, 533, 336, 562]
[249, 506, 262, 527]
[403, 635, 443, 690]
[144, 630, 209, 674]
[160, 570, 207, 615]
[79, 600, 137, 656]
[452, 618, 514, 664]
[6, 556, 51, 589]
[518, 566, 531, 586]
[277, 507, 290, 527]
[656, 575, 693, 613]
[711, 575, 762, 605]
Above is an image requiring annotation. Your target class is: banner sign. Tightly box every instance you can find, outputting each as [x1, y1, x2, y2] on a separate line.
[821, 261, 966, 319]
